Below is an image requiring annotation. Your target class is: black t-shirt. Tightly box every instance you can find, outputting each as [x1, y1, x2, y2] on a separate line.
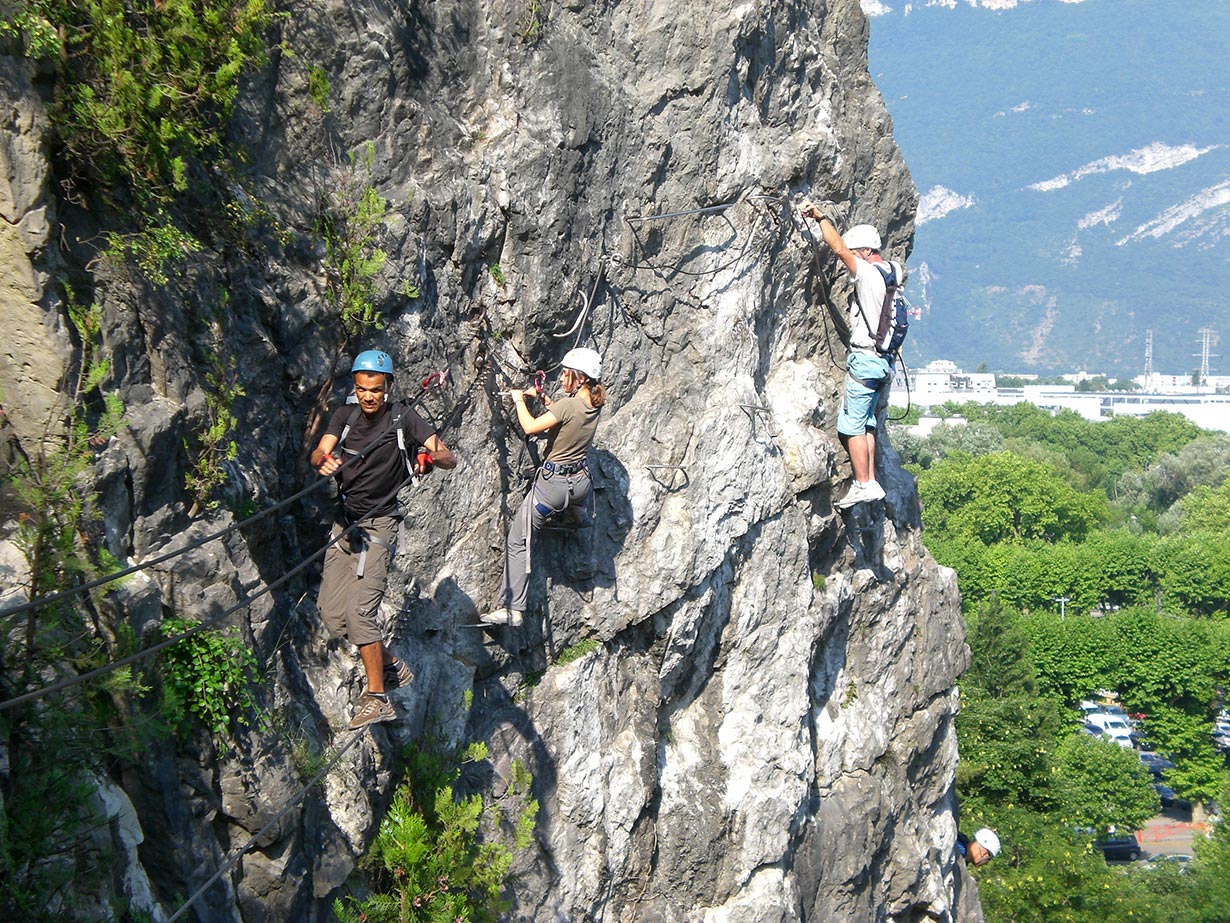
[324, 402, 436, 520]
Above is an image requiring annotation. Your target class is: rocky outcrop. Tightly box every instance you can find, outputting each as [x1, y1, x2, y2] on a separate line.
[0, 1, 980, 921]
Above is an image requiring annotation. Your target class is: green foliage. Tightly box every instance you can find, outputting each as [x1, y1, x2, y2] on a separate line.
[935, 403, 1204, 495]
[942, 407, 1230, 923]
[318, 145, 393, 335]
[0, 290, 147, 920]
[957, 688, 1062, 813]
[308, 64, 332, 110]
[0, 2, 61, 58]
[1054, 735, 1159, 833]
[488, 263, 506, 285]
[890, 419, 1004, 469]
[184, 343, 246, 515]
[334, 738, 538, 923]
[519, 0, 545, 42]
[967, 807, 1157, 923]
[959, 599, 1062, 813]
[1177, 479, 1230, 534]
[919, 450, 1105, 547]
[104, 217, 203, 287]
[28, 0, 272, 207]
[158, 616, 260, 739]
[8, 294, 124, 659]
[965, 596, 1037, 698]
[554, 638, 599, 666]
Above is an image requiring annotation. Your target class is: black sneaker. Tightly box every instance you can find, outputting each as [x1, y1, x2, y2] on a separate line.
[383, 658, 413, 689]
[348, 693, 395, 729]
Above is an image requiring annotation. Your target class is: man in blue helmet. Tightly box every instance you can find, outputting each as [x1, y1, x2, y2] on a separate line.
[309, 349, 456, 729]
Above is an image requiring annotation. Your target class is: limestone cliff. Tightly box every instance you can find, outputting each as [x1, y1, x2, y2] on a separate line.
[0, 1, 978, 921]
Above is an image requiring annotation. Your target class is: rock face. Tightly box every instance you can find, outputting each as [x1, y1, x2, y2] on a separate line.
[0, 1, 981, 921]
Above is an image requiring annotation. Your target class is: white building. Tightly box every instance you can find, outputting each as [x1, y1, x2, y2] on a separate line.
[891, 361, 1230, 432]
[893, 360, 997, 406]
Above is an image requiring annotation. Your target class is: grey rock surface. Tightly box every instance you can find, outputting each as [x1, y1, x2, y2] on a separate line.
[0, 0, 978, 921]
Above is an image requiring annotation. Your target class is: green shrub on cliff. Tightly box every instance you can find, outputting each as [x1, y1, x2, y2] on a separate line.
[335, 741, 538, 923]
[17, 0, 273, 207]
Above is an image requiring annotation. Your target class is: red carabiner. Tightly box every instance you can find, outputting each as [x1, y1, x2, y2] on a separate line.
[533, 370, 547, 398]
[420, 369, 448, 391]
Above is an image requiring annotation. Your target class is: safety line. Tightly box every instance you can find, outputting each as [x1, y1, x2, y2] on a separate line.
[625, 200, 740, 223]
[2, 376, 446, 620]
[0, 526, 346, 713]
[0, 457, 426, 713]
[0, 462, 342, 620]
[623, 210, 755, 281]
[552, 259, 607, 347]
[166, 728, 367, 923]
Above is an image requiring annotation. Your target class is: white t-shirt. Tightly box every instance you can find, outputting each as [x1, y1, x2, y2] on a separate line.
[848, 257, 889, 353]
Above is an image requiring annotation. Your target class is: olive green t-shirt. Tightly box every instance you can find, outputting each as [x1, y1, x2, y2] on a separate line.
[543, 394, 600, 464]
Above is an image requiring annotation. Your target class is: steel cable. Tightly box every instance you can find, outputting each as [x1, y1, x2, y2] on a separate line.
[166, 728, 367, 923]
[0, 394, 442, 713]
[2, 378, 446, 620]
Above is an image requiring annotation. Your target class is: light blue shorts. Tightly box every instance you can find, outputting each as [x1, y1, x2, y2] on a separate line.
[837, 351, 893, 437]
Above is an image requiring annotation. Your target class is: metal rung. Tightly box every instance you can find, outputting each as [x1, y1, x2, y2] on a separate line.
[626, 201, 739, 224]
[739, 404, 779, 437]
[645, 464, 689, 491]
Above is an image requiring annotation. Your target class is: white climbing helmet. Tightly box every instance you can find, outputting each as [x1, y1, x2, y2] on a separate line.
[974, 828, 1001, 857]
[562, 347, 602, 381]
[843, 224, 882, 252]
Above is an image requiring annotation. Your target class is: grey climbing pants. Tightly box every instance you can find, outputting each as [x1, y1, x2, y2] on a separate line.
[318, 516, 400, 646]
[500, 467, 591, 613]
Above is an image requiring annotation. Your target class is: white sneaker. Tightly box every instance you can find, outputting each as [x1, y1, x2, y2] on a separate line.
[479, 608, 524, 627]
[836, 480, 883, 510]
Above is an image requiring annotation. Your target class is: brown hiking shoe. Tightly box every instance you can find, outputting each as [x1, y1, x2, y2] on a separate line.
[348, 693, 396, 730]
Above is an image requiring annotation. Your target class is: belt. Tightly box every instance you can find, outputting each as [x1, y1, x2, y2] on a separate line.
[543, 458, 587, 476]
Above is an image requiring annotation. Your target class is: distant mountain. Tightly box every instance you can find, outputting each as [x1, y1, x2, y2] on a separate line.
[866, 0, 1230, 378]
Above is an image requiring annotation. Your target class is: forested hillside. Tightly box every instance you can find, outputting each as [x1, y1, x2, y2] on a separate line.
[893, 407, 1230, 922]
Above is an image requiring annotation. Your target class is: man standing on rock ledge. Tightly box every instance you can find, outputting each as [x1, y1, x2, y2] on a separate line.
[310, 350, 456, 730]
[801, 203, 898, 510]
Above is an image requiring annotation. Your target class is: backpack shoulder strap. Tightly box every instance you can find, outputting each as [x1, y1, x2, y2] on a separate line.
[387, 402, 419, 477]
[336, 404, 364, 455]
[856, 262, 895, 338]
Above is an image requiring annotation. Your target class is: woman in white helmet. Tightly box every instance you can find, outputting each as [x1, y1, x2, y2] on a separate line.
[481, 347, 607, 627]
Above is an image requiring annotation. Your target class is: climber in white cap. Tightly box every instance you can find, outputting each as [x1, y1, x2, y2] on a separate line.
[800, 203, 905, 511]
[481, 347, 607, 628]
[957, 827, 1001, 867]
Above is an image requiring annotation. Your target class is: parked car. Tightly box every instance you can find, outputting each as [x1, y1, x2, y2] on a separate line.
[1140, 751, 1176, 773]
[1084, 720, 1134, 748]
[1096, 835, 1142, 862]
[1087, 713, 1132, 735]
[1155, 784, 1192, 811]
[1150, 854, 1192, 872]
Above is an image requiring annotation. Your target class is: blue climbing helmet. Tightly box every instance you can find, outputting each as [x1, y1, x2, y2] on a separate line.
[352, 349, 394, 380]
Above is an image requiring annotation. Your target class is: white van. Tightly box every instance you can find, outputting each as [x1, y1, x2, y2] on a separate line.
[1087, 713, 1134, 747]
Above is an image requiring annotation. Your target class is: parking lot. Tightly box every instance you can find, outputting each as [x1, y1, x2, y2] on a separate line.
[1139, 806, 1207, 859]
